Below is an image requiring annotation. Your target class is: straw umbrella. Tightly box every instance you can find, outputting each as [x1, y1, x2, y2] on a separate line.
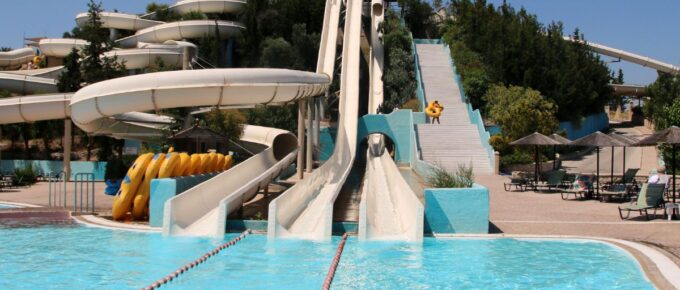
[569, 132, 626, 198]
[634, 126, 680, 207]
[510, 132, 562, 183]
[609, 133, 638, 183]
[549, 134, 571, 170]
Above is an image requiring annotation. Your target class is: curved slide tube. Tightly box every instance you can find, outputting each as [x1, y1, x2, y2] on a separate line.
[164, 125, 298, 236]
[143, 0, 246, 19]
[76, 12, 163, 31]
[268, 0, 361, 240]
[116, 20, 244, 48]
[1, 66, 66, 79]
[0, 73, 58, 95]
[358, 135, 423, 242]
[39, 38, 88, 58]
[565, 37, 680, 75]
[0, 47, 35, 69]
[0, 94, 172, 141]
[70, 68, 329, 134]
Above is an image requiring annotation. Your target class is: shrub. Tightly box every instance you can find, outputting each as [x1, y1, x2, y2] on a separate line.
[489, 134, 512, 155]
[14, 165, 37, 186]
[400, 98, 421, 112]
[500, 151, 533, 168]
[427, 163, 474, 188]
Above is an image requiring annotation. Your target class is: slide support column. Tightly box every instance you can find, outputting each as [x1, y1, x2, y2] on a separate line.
[314, 96, 321, 149]
[63, 119, 72, 182]
[306, 100, 314, 173]
[297, 100, 306, 179]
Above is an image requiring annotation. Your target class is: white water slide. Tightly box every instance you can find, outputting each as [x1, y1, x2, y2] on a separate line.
[359, 135, 424, 242]
[565, 36, 680, 75]
[267, 0, 360, 241]
[356, 0, 424, 242]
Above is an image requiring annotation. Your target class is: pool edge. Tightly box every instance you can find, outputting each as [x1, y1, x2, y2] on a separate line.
[433, 233, 680, 289]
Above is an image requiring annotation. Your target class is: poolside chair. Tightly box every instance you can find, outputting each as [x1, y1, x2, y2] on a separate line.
[504, 171, 531, 192]
[618, 183, 666, 220]
[599, 183, 630, 202]
[561, 174, 593, 200]
[533, 170, 566, 192]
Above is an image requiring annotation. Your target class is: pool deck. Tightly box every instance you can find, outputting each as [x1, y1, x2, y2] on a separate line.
[476, 174, 680, 265]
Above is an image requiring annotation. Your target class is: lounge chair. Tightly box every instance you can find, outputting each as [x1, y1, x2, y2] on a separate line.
[504, 171, 531, 192]
[618, 183, 666, 220]
[561, 174, 593, 200]
[532, 170, 566, 192]
[599, 183, 630, 202]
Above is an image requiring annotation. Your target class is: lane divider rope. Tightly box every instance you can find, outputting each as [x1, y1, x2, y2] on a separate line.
[322, 233, 349, 290]
[141, 229, 252, 290]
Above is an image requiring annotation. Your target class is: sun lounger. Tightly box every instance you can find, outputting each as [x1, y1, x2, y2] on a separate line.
[504, 172, 531, 192]
[599, 183, 630, 202]
[618, 183, 666, 220]
[561, 174, 593, 200]
[532, 170, 566, 192]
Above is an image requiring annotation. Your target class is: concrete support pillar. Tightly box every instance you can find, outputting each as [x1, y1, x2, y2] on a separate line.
[494, 151, 500, 175]
[314, 97, 321, 149]
[306, 100, 314, 173]
[297, 100, 306, 179]
[182, 47, 191, 70]
[63, 119, 72, 182]
[109, 29, 119, 41]
[226, 39, 234, 68]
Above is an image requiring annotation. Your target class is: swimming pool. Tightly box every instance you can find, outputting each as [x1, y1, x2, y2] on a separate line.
[0, 225, 654, 289]
[0, 203, 16, 209]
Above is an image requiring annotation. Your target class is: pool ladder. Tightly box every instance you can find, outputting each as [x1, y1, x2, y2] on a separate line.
[48, 172, 95, 213]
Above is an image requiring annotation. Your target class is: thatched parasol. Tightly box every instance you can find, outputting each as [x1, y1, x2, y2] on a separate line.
[511, 132, 562, 183]
[569, 131, 625, 197]
[635, 126, 680, 207]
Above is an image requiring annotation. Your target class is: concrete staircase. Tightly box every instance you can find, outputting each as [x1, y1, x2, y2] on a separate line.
[415, 43, 493, 175]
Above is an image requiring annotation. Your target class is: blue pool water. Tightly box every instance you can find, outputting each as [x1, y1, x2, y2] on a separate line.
[0, 225, 654, 289]
[0, 204, 16, 209]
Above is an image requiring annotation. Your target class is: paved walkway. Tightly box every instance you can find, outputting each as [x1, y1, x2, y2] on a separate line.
[0, 182, 114, 213]
[477, 174, 680, 265]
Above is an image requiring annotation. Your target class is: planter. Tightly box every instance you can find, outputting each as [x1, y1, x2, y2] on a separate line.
[104, 179, 122, 196]
[424, 184, 489, 234]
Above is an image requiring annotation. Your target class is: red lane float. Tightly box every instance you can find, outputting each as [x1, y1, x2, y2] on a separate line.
[141, 229, 252, 290]
[322, 233, 349, 290]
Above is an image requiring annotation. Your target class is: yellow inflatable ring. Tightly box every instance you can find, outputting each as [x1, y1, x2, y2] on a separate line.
[131, 153, 165, 219]
[223, 155, 233, 171]
[188, 154, 202, 176]
[174, 152, 191, 176]
[215, 153, 225, 171]
[112, 153, 154, 220]
[159, 153, 180, 178]
[425, 101, 444, 118]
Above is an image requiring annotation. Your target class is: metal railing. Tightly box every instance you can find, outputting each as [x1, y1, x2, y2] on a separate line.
[48, 171, 67, 207]
[73, 173, 95, 213]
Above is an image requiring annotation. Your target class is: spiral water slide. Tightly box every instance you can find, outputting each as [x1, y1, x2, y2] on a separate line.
[267, 0, 359, 241]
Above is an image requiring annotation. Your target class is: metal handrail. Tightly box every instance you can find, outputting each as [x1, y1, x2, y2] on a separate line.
[73, 173, 95, 213]
[48, 171, 66, 208]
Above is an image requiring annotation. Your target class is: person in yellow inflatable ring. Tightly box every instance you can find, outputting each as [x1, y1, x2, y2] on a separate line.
[426, 100, 444, 124]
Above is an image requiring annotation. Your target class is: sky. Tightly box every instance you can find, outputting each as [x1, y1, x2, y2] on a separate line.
[1, 1, 678, 85]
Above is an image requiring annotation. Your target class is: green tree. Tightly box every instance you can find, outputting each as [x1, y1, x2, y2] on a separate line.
[57, 48, 83, 92]
[653, 97, 680, 171]
[645, 73, 680, 125]
[204, 109, 246, 141]
[260, 37, 295, 68]
[444, 0, 612, 123]
[484, 85, 559, 140]
[79, 0, 126, 85]
[380, 10, 417, 112]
